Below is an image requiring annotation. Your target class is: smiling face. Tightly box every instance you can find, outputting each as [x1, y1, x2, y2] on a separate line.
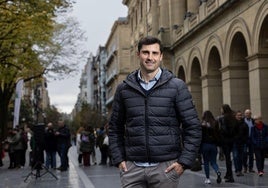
[137, 43, 163, 74]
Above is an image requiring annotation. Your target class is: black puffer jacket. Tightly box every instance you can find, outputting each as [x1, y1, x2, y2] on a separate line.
[109, 69, 201, 168]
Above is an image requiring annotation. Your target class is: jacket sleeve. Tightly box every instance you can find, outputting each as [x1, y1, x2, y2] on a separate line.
[174, 79, 202, 168]
[109, 83, 127, 167]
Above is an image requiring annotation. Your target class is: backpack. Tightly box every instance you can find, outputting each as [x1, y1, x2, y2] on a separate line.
[81, 134, 89, 143]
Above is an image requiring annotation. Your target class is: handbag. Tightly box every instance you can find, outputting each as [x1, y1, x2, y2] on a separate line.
[103, 135, 109, 146]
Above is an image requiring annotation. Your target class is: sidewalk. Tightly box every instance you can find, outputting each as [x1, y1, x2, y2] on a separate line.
[0, 147, 89, 188]
[1, 147, 268, 188]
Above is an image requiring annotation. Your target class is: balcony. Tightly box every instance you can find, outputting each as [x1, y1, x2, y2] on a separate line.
[106, 69, 117, 85]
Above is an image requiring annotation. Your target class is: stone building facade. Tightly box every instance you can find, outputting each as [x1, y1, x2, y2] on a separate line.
[120, 0, 268, 121]
[105, 17, 132, 115]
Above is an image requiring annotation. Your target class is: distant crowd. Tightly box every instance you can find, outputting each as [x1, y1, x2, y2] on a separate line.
[199, 105, 268, 184]
[0, 120, 111, 172]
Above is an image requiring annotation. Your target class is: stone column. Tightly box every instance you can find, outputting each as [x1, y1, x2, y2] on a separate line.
[169, 0, 186, 28]
[151, 0, 159, 35]
[158, 0, 170, 45]
[188, 80, 202, 119]
[159, 0, 169, 28]
[247, 54, 268, 122]
[186, 0, 200, 17]
[221, 65, 250, 112]
[201, 75, 223, 116]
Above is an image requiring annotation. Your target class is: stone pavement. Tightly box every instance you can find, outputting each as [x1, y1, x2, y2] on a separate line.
[1, 146, 268, 188]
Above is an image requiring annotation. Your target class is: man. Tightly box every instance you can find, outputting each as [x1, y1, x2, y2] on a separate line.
[243, 109, 255, 173]
[233, 111, 248, 177]
[55, 120, 71, 171]
[109, 36, 202, 188]
[44, 122, 57, 169]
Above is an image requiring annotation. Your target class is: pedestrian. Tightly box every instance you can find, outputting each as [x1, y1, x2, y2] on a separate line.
[19, 126, 28, 168]
[76, 126, 84, 165]
[91, 128, 97, 165]
[251, 115, 268, 176]
[96, 126, 109, 165]
[44, 122, 57, 169]
[9, 127, 23, 168]
[218, 104, 238, 183]
[55, 120, 71, 171]
[200, 110, 222, 184]
[80, 126, 95, 166]
[243, 109, 255, 173]
[5, 128, 15, 169]
[233, 110, 248, 177]
[109, 36, 202, 188]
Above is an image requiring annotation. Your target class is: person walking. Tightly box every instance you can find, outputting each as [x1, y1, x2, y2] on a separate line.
[251, 115, 268, 176]
[243, 109, 255, 173]
[80, 126, 95, 166]
[10, 127, 24, 169]
[96, 126, 110, 165]
[55, 120, 71, 171]
[218, 104, 238, 183]
[233, 110, 248, 177]
[109, 36, 202, 188]
[5, 128, 16, 169]
[44, 122, 57, 169]
[76, 126, 84, 165]
[200, 110, 222, 184]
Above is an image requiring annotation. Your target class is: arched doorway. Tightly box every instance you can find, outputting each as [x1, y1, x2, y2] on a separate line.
[228, 32, 250, 111]
[190, 57, 202, 118]
[205, 47, 222, 116]
[178, 66, 186, 82]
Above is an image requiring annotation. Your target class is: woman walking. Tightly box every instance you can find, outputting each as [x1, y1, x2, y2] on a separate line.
[201, 110, 222, 184]
[218, 104, 238, 183]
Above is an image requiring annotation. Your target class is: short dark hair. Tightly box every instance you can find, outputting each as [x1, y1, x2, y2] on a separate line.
[138, 36, 163, 53]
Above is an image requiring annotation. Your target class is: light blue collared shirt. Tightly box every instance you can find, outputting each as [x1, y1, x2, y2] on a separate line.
[137, 68, 162, 91]
[135, 68, 162, 167]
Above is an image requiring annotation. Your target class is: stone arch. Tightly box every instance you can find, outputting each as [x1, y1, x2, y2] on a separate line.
[203, 34, 224, 74]
[252, 1, 268, 53]
[175, 57, 187, 82]
[224, 17, 252, 66]
[223, 18, 250, 111]
[202, 37, 223, 115]
[187, 46, 203, 78]
[188, 54, 202, 118]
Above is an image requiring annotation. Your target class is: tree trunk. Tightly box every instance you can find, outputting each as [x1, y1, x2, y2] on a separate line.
[0, 90, 13, 142]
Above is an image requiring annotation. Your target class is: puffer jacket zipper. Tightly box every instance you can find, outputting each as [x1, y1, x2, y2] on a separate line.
[144, 96, 150, 162]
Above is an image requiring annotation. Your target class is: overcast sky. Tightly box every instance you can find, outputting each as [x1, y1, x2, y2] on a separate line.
[47, 0, 127, 113]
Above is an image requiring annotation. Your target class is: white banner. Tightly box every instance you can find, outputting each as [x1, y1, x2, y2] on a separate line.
[13, 79, 24, 128]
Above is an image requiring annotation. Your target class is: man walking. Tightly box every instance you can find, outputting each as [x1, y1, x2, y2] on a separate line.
[55, 120, 71, 171]
[109, 36, 202, 188]
[243, 109, 255, 173]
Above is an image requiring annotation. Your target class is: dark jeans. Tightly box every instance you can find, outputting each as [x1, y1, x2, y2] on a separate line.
[57, 144, 68, 169]
[9, 152, 15, 168]
[100, 145, 109, 164]
[233, 143, 245, 172]
[45, 151, 56, 168]
[78, 153, 83, 164]
[222, 144, 234, 179]
[254, 147, 266, 172]
[201, 143, 220, 178]
[243, 141, 254, 170]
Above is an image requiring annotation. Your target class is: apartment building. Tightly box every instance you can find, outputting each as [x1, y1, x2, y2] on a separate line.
[105, 17, 132, 116]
